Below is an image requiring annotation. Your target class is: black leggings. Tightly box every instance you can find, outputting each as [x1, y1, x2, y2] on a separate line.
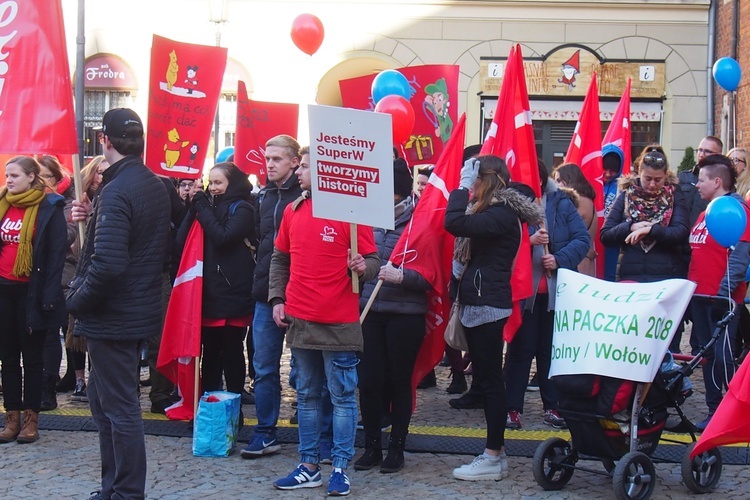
[201, 325, 247, 394]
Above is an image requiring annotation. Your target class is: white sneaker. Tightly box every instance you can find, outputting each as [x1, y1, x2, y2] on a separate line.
[452, 453, 504, 481]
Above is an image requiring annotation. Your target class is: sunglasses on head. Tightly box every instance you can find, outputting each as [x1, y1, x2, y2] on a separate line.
[643, 153, 666, 168]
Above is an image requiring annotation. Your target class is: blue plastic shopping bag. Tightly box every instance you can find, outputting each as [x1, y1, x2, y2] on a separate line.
[192, 391, 241, 457]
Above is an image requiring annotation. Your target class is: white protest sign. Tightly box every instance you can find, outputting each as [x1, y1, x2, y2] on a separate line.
[308, 105, 394, 229]
[549, 269, 696, 383]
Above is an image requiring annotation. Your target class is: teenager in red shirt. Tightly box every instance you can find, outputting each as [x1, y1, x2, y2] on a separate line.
[270, 147, 379, 496]
[688, 154, 750, 430]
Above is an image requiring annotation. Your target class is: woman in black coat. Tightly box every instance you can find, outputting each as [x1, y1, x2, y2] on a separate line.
[177, 162, 256, 395]
[0, 156, 67, 444]
[444, 156, 543, 481]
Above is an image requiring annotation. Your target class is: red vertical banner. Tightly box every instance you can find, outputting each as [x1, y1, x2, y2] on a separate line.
[234, 81, 299, 178]
[0, 0, 77, 154]
[339, 65, 459, 163]
[145, 35, 227, 179]
[603, 78, 632, 176]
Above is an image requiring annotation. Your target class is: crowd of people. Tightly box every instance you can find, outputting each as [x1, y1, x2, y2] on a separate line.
[0, 105, 748, 498]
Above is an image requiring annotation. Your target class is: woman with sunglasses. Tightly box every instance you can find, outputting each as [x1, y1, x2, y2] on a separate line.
[601, 149, 690, 350]
[729, 148, 750, 199]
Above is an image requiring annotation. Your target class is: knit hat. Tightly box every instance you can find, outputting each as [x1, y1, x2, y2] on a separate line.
[393, 158, 413, 198]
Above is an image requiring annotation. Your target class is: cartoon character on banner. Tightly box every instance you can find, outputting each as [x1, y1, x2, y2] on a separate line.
[159, 51, 206, 98]
[184, 66, 199, 95]
[423, 78, 453, 144]
[188, 143, 200, 169]
[558, 50, 580, 91]
[164, 128, 190, 169]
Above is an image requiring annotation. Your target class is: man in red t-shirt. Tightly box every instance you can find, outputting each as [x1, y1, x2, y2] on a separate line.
[687, 154, 750, 430]
[269, 147, 380, 495]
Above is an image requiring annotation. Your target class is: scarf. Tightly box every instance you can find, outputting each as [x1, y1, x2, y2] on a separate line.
[0, 186, 46, 277]
[624, 182, 674, 253]
[55, 174, 71, 196]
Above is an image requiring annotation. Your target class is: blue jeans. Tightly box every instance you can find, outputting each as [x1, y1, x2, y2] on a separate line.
[290, 354, 334, 451]
[252, 302, 286, 436]
[291, 348, 358, 469]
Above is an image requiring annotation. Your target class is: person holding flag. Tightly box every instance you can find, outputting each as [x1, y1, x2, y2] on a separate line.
[354, 159, 432, 474]
[175, 162, 255, 399]
[446, 155, 543, 481]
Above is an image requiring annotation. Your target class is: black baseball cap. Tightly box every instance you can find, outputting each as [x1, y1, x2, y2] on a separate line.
[102, 108, 143, 138]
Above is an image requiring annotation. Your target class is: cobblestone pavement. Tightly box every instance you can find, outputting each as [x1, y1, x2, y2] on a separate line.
[2, 326, 750, 498]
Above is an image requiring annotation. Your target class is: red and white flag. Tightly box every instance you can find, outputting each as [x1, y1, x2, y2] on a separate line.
[0, 0, 77, 154]
[565, 73, 604, 212]
[390, 114, 466, 405]
[157, 221, 204, 421]
[603, 78, 632, 177]
[234, 81, 299, 178]
[479, 44, 538, 343]
[692, 354, 750, 457]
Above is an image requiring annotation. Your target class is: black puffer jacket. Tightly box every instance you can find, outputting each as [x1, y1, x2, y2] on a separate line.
[600, 175, 690, 282]
[445, 187, 544, 309]
[359, 198, 431, 315]
[67, 155, 170, 340]
[252, 174, 302, 302]
[24, 193, 68, 331]
[177, 168, 256, 318]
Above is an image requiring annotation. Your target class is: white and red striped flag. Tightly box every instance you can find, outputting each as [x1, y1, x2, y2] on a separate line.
[479, 44, 539, 342]
[157, 221, 204, 421]
[603, 77, 632, 177]
[390, 114, 466, 406]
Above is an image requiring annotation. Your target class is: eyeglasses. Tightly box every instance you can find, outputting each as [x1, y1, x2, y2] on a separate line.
[40, 174, 56, 180]
[642, 153, 666, 168]
[179, 182, 194, 188]
[731, 157, 747, 165]
[697, 148, 719, 155]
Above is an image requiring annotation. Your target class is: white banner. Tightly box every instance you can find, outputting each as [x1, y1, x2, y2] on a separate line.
[549, 269, 696, 383]
[308, 105, 394, 229]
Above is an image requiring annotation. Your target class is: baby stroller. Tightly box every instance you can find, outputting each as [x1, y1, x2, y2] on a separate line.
[531, 294, 735, 500]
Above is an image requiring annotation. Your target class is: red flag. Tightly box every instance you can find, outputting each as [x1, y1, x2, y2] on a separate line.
[157, 221, 204, 420]
[603, 78, 632, 177]
[339, 65, 459, 163]
[565, 73, 604, 212]
[480, 45, 541, 198]
[234, 81, 299, 178]
[145, 35, 227, 179]
[390, 114, 466, 405]
[691, 355, 750, 457]
[0, 0, 77, 154]
[478, 44, 538, 342]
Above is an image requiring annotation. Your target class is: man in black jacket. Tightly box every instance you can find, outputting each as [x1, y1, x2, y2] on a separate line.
[241, 134, 303, 458]
[68, 108, 170, 500]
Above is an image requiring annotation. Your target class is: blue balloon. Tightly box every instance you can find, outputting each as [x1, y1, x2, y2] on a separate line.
[216, 146, 234, 164]
[713, 57, 742, 92]
[371, 69, 411, 104]
[706, 196, 747, 248]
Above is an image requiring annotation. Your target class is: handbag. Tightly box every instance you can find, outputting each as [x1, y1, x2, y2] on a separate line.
[444, 298, 468, 352]
[192, 391, 241, 457]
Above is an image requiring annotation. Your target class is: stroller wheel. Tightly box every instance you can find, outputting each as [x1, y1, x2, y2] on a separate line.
[681, 442, 722, 493]
[532, 437, 575, 491]
[613, 451, 656, 500]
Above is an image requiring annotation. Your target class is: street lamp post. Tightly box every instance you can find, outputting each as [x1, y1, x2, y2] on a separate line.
[208, 0, 230, 160]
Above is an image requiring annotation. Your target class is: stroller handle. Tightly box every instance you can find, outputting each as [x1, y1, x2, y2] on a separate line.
[684, 294, 738, 373]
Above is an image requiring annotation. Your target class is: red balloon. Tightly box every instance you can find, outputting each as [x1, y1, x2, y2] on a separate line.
[291, 14, 324, 56]
[374, 95, 415, 145]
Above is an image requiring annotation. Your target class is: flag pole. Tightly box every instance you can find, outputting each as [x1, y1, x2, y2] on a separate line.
[350, 223, 359, 293]
[72, 155, 86, 251]
[193, 355, 200, 419]
[359, 260, 392, 324]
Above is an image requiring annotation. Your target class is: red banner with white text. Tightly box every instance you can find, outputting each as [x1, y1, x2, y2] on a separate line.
[234, 81, 299, 179]
[145, 35, 227, 179]
[0, 0, 77, 154]
[339, 65, 459, 164]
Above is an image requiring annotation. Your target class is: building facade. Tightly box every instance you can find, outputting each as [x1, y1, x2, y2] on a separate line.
[63, 0, 711, 170]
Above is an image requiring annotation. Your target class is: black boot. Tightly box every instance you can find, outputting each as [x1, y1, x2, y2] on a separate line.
[56, 359, 76, 392]
[416, 369, 436, 389]
[40, 373, 58, 411]
[354, 431, 382, 471]
[446, 371, 467, 394]
[380, 435, 405, 473]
